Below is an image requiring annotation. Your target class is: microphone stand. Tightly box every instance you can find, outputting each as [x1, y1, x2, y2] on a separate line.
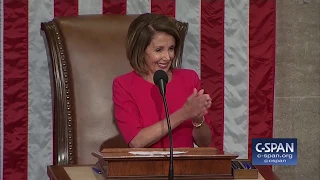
[161, 93, 174, 180]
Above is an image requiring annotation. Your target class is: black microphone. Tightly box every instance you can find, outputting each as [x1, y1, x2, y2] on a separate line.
[153, 70, 174, 180]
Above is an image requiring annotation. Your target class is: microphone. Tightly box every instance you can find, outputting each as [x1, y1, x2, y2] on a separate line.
[153, 70, 174, 180]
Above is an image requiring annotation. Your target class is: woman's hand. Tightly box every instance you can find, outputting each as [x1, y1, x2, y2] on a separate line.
[182, 88, 212, 120]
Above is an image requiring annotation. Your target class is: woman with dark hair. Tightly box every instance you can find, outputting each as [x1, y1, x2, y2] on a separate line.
[112, 13, 213, 148]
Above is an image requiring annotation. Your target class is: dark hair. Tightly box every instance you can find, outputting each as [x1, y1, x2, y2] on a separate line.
[125, 13, 181, 75]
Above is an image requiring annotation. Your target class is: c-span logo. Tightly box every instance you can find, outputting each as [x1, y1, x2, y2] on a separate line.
[252, 138, 297, 165]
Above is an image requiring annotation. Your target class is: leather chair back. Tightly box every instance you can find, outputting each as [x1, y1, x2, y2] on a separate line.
[41, 14, 188, 165]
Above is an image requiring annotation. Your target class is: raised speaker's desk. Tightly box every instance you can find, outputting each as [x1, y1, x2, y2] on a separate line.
[47, 165, 279, 180]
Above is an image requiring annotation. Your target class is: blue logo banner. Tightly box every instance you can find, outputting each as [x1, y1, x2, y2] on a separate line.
[252, 138, 297, 165]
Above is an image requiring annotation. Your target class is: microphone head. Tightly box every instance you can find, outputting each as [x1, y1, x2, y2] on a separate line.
[153, 70, 169, 85]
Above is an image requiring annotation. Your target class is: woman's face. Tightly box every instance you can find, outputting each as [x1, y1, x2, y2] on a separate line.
[144, 32, 175, 77]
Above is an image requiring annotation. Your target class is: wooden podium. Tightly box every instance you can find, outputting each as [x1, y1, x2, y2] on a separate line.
[91, 147, 259, 179]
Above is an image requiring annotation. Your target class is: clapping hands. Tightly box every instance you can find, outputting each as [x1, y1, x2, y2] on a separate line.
[182, 88, 212, 120]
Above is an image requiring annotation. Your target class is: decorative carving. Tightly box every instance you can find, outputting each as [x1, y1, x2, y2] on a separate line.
[41, 21, 75, 165]
[175, 21, 189, 68]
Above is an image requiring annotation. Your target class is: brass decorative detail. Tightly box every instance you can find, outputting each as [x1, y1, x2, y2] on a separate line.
[41, 20, 75, 165]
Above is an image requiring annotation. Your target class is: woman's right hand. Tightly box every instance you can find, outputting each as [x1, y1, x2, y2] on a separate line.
[182, 88, 212, 120]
